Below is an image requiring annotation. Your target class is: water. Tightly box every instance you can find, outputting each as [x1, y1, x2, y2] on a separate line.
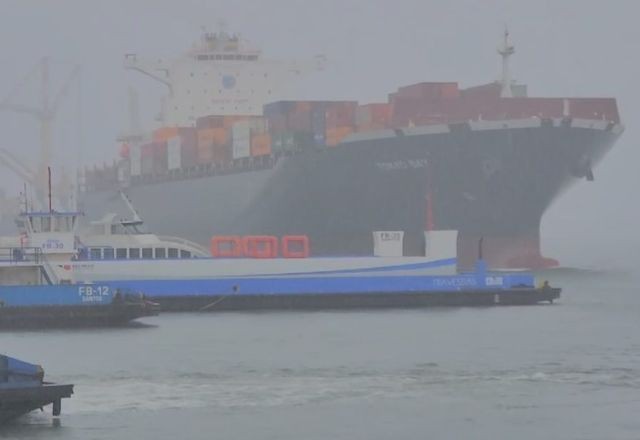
[1, 269, 640, 439]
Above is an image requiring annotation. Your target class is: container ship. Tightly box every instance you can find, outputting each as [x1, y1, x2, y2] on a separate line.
[79, 30, 624, 269]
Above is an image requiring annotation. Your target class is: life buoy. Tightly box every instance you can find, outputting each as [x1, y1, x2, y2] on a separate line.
[242, 235, 278, 258]
[210, 236, 243, 258]
[281, 235, 309, 258]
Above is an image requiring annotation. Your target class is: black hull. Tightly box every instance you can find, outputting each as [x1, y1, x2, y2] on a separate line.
[0, 303, 158, 329]
[151, 287, 561, 312]
[81, 119, 621, 269]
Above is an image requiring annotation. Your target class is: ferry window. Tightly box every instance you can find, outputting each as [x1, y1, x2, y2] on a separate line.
[197, 55, 207, 61]
[129, 248, 141, 259]
[223, 55, 233, 60]
[154, 248, 166, 259]
[168, 248, 178, 259]
[235, 55, 242, 60]
[180, 250, 191, 259]
[90, 248, 102, 260]
[215, 55, 222, 60]
[103, 248, 115, 260]
[142, 248, 153, 259]
[116, 248, 127, 260]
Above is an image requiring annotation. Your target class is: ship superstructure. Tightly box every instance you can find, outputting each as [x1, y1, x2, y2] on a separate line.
[124, 30, 325, 125]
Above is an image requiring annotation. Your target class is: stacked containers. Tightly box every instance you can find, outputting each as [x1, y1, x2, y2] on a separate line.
[140, 141, 167, 175]
[179, 127, 198, 168]
[264, 101, 357, 151]
[232, 117, 270, 159]
[153, 126, 180, 143]
[325, 102, 357, 146]
[356, 103, 392, 131]
[197, 128, 229, 164]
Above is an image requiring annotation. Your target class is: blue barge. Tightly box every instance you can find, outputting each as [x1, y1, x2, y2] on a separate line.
[104, 262, 560, 312]
[0, 355, 73, 424]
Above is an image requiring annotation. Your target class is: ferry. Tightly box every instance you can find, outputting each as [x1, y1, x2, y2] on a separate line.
[2, 204, 560, 311]
[0, 209, 158, 329]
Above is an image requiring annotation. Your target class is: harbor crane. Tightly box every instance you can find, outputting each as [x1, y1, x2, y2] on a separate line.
[0, 57, 81, 208]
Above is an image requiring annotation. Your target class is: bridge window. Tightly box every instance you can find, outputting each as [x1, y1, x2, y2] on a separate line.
[180, 250, 191, 259]
[116, 248, 127, 260]
[142, 248, 153, 259]
[129, 248, 140, 259]
[103, 248, 115, 260]
[154, 248, 166, 259]
[167, 248, 178, 259]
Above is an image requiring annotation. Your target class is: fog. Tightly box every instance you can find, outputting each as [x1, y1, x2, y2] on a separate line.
[0, 0, 638, 268]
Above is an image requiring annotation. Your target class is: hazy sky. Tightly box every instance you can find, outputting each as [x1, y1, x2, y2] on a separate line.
[0, 0, 637, 267]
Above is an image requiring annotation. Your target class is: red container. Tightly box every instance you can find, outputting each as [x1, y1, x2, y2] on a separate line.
[325, 102, 357, 129]
[196, 115, 225, 130]
[179, 128, 198, 168]
[395, 82, 459, 100]
[566, 98, 619, 122]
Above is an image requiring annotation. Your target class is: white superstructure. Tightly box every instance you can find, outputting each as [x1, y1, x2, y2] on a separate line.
[124, 30, 326, 126]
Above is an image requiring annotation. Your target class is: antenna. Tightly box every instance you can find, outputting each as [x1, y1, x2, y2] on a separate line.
[48, 166, 52, 213]
[497, 27, 515, 98]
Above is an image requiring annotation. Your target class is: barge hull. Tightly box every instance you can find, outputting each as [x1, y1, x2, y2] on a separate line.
[0, 303, 158, 329]
[152, 287, 561, 312]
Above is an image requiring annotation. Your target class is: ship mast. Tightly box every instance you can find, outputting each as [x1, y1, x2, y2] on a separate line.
[497, 28, 515, 98]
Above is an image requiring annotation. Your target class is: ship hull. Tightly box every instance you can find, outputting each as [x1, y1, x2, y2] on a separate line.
[80, 118, 622, 269]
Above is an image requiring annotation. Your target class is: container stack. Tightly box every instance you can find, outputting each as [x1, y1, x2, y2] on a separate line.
[232, 117, 270, 159]
[265, 101, 357, 152]
[355, 103, 392, 132]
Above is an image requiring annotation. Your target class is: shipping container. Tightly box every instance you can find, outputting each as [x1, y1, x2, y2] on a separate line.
[179, 128, 198, 168]
[231, 118, 267, 159]
[197, 128, 229, 147]
[196, 115, 225, 130]
[167, 136, 181, 170]
[325, 102, 357, 128]
[153, 126, 180, 142]
[311, 105, 326, 147]
[272, 131, 313, 153]
[396, 82, 460, 100]
[250, 133, 272, 157]
[326, 126, 354, 147]
[212, 143, 231, 164]
[356, 103, 392, 128]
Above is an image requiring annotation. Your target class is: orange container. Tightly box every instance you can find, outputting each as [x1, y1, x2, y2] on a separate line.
[153, 127, 180, 142]
[198, 128, 228, 147]
[250, 133, 272, 157]
[326, 126, 354, 147]
[197, 143, 214, 163]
